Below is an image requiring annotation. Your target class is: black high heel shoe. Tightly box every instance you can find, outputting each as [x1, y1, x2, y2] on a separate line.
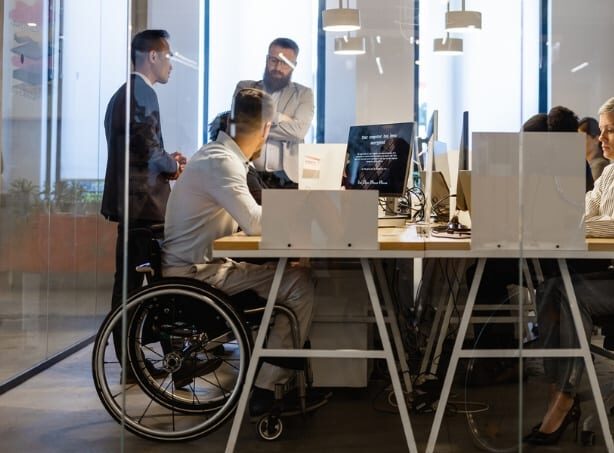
[525, 397, 581, 446]
[522, 422, 541, 442]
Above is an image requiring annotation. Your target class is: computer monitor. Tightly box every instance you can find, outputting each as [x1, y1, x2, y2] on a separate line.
[342, 122, 415, 197]
[456, 170, 471, 212]
[420, 170, 450, 220]
[456, 111, 470, 211]
[420, 122, 451, 222]
[416, 110, 438, 171]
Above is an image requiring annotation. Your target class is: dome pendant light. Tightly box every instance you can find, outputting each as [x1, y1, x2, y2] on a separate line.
[433, 33, 463, 55]
[445, 0, 482, 33]
[322, 0, 361, 32]
[334, 35, 366, 55]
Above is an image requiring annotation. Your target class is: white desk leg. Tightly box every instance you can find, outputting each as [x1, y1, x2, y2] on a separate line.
[420, 287, 447, 375]
[224, 258, 287, 453]
[373, 260, 413, 393]
[426, 257, 486, 453]
[430, 259, 466, 377]
[430, 294, 455, 377]
[558, 259, 614, 453]
[362, 259, 418, 453]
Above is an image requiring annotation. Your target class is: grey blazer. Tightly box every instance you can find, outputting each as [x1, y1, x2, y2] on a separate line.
[233, 80, 314, 182]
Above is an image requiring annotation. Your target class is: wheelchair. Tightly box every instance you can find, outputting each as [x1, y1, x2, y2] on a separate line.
[91, 227, 312, 442]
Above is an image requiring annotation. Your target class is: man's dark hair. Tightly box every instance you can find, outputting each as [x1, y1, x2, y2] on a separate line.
[522, 113, 548, 132]
[231, 88, 275, 136]
[547, 105, 579, 132]
[209, 111, 231, 141]
[269, 37, 299, 56]
[578, 116, 600, 138]
[131, 29, 170, 66]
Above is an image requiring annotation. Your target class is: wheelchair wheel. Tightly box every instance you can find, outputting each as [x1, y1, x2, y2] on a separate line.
[257, 414, 283, 441]
[92, 278, 252, 442]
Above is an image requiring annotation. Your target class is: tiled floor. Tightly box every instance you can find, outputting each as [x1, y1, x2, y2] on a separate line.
[1, 343, 612, 453]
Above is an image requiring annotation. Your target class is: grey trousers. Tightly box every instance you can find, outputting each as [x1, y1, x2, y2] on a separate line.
[537, 270, 614, 394]
[164, 259, 315, 391]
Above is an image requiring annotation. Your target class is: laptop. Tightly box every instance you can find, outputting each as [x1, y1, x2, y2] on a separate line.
[298, 143, 347, 190]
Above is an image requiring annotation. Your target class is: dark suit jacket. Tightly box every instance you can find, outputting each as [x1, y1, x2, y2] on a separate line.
[101, 74, 177, 223]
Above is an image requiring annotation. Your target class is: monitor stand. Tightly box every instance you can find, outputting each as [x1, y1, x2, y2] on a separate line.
[378, 197, 407, 227]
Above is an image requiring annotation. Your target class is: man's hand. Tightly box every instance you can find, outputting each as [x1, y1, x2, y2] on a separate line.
[169, 151, 187, 180]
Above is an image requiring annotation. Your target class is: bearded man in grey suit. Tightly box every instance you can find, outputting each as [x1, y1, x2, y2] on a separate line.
[234, 37, 314, 188]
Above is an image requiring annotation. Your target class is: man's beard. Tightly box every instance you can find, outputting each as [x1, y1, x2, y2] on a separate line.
[263, 68, 291, 92]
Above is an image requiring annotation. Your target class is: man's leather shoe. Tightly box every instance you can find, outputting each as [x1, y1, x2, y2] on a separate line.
[173, 357, 223, 389]
[143, 358, 168, 379]
[120, 359, 167, 385]
[249, 387, 275, 417]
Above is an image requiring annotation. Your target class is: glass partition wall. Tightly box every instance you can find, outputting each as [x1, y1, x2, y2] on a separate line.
[2, 0, 614, 451]
[0, 0, 124, 387]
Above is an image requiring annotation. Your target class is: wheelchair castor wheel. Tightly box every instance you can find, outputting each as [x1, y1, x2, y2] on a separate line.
[257, 415, 283, 441]
[581, 430, 596, 446]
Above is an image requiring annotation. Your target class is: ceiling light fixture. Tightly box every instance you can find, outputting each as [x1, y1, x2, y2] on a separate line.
[323, 0, 361, 32]
[334, 35, 366, 55]
[445, 0, 482, 33]
[433, 34, 463, 55]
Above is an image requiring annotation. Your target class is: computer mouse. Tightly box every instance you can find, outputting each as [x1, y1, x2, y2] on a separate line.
[447, 215, 469, 233]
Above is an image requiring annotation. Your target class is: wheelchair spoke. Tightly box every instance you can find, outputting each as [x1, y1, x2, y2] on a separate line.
[92, 280, 252, 441]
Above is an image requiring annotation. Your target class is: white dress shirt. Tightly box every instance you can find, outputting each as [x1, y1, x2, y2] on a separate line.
[162, 131, 262, 267]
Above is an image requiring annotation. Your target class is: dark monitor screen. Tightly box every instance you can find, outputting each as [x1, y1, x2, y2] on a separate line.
[456, 111, 470, 211]
[342, 122, 415, 197]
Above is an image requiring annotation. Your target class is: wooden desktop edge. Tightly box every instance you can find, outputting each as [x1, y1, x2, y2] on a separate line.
[213, 232, 614, 253]
[213, 230, 424, 252]
[587, 238, 614, 252]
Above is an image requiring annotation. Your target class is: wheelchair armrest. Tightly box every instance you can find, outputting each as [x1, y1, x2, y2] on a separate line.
[229, 290, 267, 311]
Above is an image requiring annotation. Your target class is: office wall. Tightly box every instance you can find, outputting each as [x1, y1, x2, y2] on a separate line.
[419, 0, 540, 151]
[355, 0, 414, 125]
[149, 0, 205, 156]
[207, 0, 318, 145]
[61, 0, 128, 180]
[550, 0, 614, 118]
[324, 0, 414, 142]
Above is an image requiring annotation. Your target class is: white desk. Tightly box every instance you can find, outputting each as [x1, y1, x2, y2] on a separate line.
[213, 227, 423, 453]
[423, 238, 614, 453]
[213, 228, 614, 453]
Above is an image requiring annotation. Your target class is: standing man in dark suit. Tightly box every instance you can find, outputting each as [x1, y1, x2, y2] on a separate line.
[101, 29, 186, 379]
[234, 37, 314, 188]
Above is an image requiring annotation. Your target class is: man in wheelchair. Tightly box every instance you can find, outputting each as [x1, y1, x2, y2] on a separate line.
[161, 88, 327, 416]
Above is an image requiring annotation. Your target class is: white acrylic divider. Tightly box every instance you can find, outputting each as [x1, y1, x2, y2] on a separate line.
[471, 132, 586, 251]
[261, 189, 379, 250]
[297, 143, 347, 190]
